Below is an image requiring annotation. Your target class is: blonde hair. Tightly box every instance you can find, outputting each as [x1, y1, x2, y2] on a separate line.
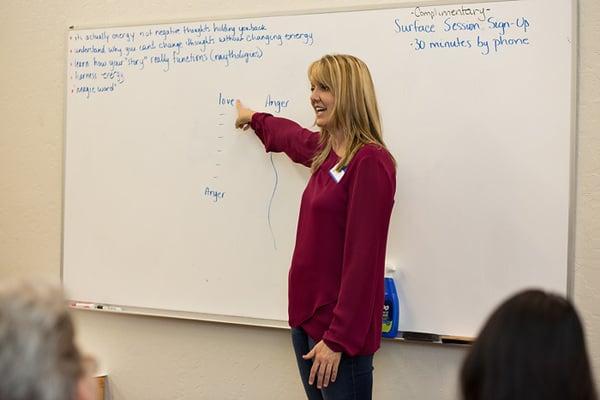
[308, 54, 392, 172]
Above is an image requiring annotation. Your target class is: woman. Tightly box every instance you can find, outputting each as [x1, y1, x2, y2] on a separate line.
[461, 289, 597, 400]
[235, 54, 396, 399]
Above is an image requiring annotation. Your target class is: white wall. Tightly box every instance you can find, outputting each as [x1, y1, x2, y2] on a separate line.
[0, 0, 598, 399]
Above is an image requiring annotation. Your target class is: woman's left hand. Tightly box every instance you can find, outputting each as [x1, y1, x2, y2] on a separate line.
[302, 340, 342, 389]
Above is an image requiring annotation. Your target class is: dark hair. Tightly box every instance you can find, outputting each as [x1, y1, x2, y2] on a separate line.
[461, 289, 597, 400]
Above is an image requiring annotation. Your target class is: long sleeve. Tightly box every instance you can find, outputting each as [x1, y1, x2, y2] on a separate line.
[321, 154, 396, 356]
[250, 113, 320, 168]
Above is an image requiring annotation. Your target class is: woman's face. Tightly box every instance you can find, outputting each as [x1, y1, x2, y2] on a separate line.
[310, 82, 335, 128]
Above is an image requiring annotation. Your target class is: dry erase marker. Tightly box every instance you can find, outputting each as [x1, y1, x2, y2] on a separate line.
[95, 305, 122, 312]
[72, 302, 96, 309]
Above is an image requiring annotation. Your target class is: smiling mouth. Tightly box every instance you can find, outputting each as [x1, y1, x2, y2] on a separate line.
[314, 106, 327, 115]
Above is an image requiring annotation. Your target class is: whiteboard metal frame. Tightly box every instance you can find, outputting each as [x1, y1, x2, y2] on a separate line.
[65, 0, 514, 31]
[566, 0, 579, 299]
[69, 303, 473, 345]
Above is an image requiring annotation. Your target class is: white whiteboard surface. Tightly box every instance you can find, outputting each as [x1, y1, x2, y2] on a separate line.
[63, 0, 574, 338]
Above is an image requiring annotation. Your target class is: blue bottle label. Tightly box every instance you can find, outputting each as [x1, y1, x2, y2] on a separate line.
[382, 277, 399, 338]
[382, 303, 393, 333]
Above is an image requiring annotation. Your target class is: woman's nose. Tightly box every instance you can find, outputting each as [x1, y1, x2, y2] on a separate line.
[310, 91, 319, 102]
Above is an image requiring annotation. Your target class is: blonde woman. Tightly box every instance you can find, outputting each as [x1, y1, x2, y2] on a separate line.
[236, 54, 396, 400]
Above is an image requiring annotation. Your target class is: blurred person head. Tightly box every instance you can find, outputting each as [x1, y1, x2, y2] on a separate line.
[461, 289, 597, 400]
[0, 280, 97, 400]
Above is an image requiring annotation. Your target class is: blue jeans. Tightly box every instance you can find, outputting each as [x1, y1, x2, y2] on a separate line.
[291, 327, 374, 400]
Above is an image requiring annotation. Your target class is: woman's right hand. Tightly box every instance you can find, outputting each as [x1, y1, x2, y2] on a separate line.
[235, 100, 255, 130]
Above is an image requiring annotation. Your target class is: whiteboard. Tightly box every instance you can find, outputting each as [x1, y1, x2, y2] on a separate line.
[63, 0, 575, 338]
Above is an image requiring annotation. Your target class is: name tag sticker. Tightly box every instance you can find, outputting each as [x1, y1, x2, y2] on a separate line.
[328, 165, 347, 183]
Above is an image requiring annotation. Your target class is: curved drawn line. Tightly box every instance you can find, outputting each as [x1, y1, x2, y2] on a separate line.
[268, 153, 279, 250]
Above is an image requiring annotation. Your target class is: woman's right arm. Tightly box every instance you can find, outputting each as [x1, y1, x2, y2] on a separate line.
[235, 100, 320, 168]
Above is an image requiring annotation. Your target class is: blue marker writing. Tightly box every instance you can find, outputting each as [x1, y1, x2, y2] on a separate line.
[204, 187, 225, 202]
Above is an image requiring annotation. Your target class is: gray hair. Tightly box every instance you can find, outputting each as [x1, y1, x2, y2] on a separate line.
[0, 280, 82, 400]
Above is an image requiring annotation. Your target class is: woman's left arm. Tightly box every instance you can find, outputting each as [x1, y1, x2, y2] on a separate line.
[323, 154, 396, 356]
